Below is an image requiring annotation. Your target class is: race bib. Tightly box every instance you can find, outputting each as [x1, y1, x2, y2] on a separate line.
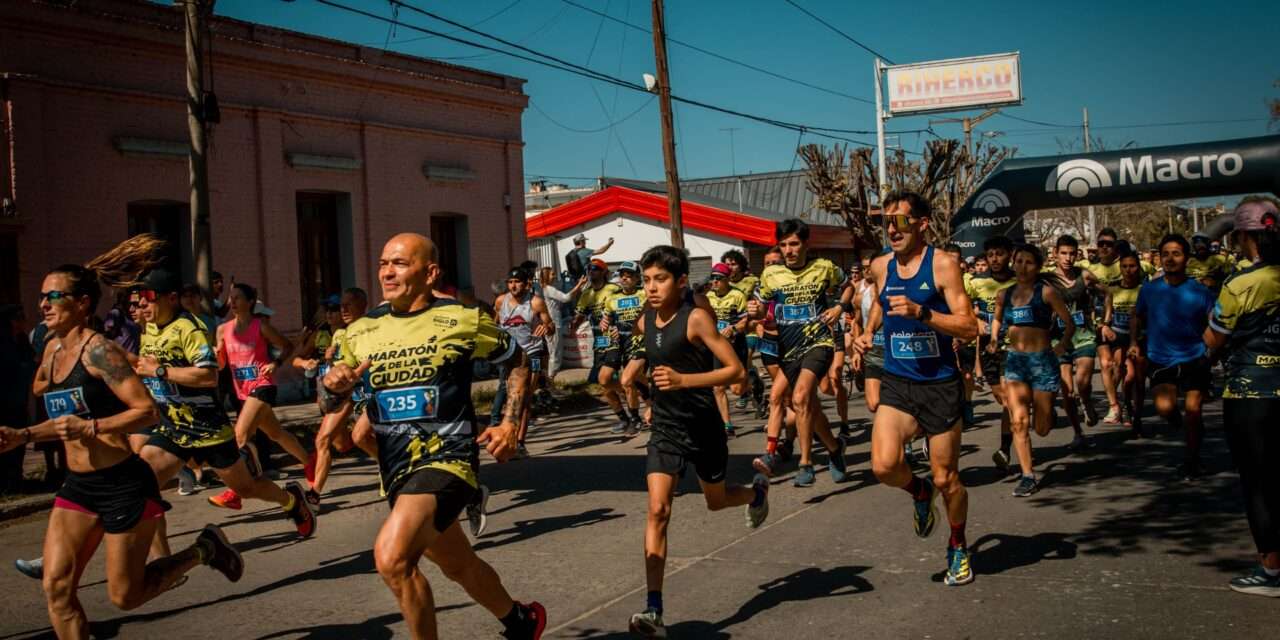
[530, 357, 542, 373]
[890, 332, 940, 360]
[593, 335, 611, 350]
[615, 296, 641, 310]
[317, 363, 332, 380]
[142, 377, 179, 402]
[1008, 306, 1033, 325]
[777, 303, 816, 323]
[1112, 311, 1131, 330]
[872, 331, 886, 347]
[758, 339, 779, 357]
[1072, 310, 1086, 327]
[374, 386, 439, 423]
[233, 365, 259, 382]
[44, 387, 88, 419]
[717, 320, 730, 332]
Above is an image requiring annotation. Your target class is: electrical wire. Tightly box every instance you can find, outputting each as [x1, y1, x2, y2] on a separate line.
[529, 96, 655, 134]
[782, 0, 894, 64]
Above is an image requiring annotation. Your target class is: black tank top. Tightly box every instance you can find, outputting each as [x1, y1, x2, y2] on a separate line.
[43, 334, 129, 421]
[643, 302, 718, 424]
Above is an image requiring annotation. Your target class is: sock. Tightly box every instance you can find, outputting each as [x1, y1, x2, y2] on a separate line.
[646, 590, 663, 614]
[282, 494, 296, 512]
[766, 436, 779, 454]
[1263, 566, 1280, 577]
[627, 407, 640, 421]
[949, 521, 967, 548]
[499, 603, 528, 632]
[904, 476, 931, 502]
[1000, 432, 1013, 455]
[750, 482, 766, 507]
[615, 408, 630, 422]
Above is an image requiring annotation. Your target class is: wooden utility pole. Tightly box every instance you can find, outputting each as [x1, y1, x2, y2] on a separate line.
[183, 0, 213, 294]
[650, 0, 683, 248]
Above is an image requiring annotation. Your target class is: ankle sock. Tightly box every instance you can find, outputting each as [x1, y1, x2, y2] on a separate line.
[646, 590, 663, 614]
[904, 476, 931, 502]
[499, 603, 528, 632]
[949, 521, 967, 548]
[765, 436, 779, 454]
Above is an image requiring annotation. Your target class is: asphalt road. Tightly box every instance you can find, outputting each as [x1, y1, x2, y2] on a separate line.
[0, 381, 1272, 639]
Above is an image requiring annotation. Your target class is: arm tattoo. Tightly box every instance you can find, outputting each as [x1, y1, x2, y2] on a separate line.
[88, 337, 135, 385]
[501, 347, 530, 423]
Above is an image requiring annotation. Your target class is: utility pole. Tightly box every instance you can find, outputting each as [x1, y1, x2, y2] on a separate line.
[1083, 106, 1095, 243]
[719, 127, 743, 212]
[183, 0, 213, 295]
[928, 107, 1000, 185]
[651, 0, 683, 248]
[873, 59, 888, 200]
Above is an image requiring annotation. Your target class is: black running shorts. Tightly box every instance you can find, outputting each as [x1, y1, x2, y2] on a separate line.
[879, 372, 964, 435]
[978, 335, 1006, 382]
[646, 418, 729, 484]
[782, 347, 834, 385]
[145, 433, 241, 470]
[248, 385, 278, 405]
[599, 347, 624, 370]
[55, 455, 163, 534]
[387, 467, 478, 533]
[863, 344, 885, 380]
[1148, 357, 1212, 393]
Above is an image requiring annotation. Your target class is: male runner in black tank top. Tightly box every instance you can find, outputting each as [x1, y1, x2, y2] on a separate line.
[620, 245, 770, 639]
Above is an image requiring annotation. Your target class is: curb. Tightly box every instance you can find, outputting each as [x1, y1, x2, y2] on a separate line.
[0, 493, 55, 525]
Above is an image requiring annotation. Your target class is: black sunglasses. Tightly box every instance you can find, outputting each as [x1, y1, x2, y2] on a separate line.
[1097, 240, 1116, 247]
[40, 290, 75, 304]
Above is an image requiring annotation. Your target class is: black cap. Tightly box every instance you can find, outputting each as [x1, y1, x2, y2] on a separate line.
[507, 268, 530, 281]
[139, 269, 182, 294]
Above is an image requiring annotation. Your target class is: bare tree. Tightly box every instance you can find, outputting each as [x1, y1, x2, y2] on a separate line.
[801, 138, 1015, 248]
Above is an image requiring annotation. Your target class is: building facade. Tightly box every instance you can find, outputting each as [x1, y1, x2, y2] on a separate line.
[0, 0, 528, 330]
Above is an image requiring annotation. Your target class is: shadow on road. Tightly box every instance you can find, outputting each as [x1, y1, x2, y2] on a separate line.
[970, 532, 1077, 575]
[474, 508, 625, 552]
[250, 604, 471, 640]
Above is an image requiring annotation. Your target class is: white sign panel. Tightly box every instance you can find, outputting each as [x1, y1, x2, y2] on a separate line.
[885, 52, 1022, 116]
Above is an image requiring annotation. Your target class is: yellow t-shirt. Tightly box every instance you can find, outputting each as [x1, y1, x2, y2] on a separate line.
[757, 259, 843, 361]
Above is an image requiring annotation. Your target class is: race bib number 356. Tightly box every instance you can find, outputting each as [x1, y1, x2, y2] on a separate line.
[890, 333, 940, 360]
[375, 386, 440, 423]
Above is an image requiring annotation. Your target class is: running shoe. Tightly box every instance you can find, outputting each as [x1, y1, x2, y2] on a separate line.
[755, 402, 768, 420]
[178, 466, 198, 496]
[512, 443, 531, 460]
[303, 455, 317, 484]
[14, 557, 42, 580]
[1228, 565, 1280, 598]
[624, 418, 641, 439]
[735, 395, 750, 410]
[502, 601, 547, 640]
[628, 608, 666, 638]
[944, 545, 974, 586]
[610, 420, 629, 435]
[752, 452, 780, 478]
[1082, 397, 1100, 426]
[1068, 434, 1092, 451]
[991, 449, 1011, 474]
[208, 488, 242, 511]
[746, 473, 770, 529]
[793, 464, 816, 488]
[196, 523, 244, 582]
[776, 439, 794, 463]
[962, 401, 977, 427]
[304, 488, 321, 511]
[918, 438, 931, 463]
[913, 477, 938, 538]
[284, 481, 317, 538]
[725, 424, 737, 439]
[1176, 460, 1204, 482]
[1102, 405, 1121, 424]
[467, 484, 490, 538]
[837, 421, 852, 438]
[828, 440, 850, 483]
[1012, 475, 1039, 497]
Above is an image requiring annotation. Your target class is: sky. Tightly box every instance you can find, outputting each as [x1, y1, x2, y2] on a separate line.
[212, 0, 1279, 190]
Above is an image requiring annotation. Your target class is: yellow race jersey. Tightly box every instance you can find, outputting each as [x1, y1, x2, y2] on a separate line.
[729, 274, 759, 298]
[1140, 260, 1157, 278]
[706, 287, 748, 331]
[1108, 283, 1141, 333]
[139, 313, 232, 448]
[576, 282, 621, 344]
[603, 288, 647, 352]
[966, 272, 1016, 332]
[1187, 254, 1232, 287]
[338, 300, 514, 493]
[757, 259, 843, 361]
[1210, 264, 1280, 398]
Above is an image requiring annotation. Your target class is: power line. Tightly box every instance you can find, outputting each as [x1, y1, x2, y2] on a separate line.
[560, 0, 875, 105]
[999, 116, 1270, 134]
[782, 0, 894, 64]
[528, 96, 655, 133]
[361, 0, 525, 46]
[998, 112, 1076, 128]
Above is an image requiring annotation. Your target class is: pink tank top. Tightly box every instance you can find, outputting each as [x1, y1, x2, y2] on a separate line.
[221, 317, 274, 400]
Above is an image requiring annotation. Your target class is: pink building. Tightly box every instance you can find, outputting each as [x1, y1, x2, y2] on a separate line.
[0, 0, 528, 330]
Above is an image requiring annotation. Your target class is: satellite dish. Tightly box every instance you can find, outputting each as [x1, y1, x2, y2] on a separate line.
[642, 73, 658, 93]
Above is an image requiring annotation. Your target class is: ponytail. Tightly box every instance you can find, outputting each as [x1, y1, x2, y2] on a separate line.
[49, 234, 167, 310]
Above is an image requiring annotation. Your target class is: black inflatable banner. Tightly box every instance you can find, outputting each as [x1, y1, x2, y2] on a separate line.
[949, 134, 1280, 255]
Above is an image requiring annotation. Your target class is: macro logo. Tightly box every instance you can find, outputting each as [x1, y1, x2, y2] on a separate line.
[1046, 159, 1112, 198]
[970, 215, 1011, 228]
[973, 189, 1010, 214]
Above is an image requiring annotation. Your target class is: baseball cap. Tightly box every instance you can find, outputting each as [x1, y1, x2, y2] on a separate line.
[1233, 200, 1279, 232]
[573, 233, 587, 243]
[253, 301, 275, 317]
[589, 259, 608, 271]
[507, 267, 530, 281]
[710, 263, 732, 278]
[322, 294, 341, 307]
[139, 269, 181, 294]
[617, 260, 640, 274]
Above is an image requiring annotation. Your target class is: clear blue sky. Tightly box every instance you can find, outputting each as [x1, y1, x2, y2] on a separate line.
[213, 0, 1279, 188]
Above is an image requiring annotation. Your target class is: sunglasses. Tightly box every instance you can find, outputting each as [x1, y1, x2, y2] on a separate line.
[324, 304, 340, 312]
[1096, 240, 1116, 247]
[137, 289, 160, 302]
[882, 214, 919, 228]
[40, 290, 75, 304]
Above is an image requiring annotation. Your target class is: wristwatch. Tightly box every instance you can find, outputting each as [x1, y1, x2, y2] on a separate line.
[917, 306, 933, 323]
[155, 365, 168, 380]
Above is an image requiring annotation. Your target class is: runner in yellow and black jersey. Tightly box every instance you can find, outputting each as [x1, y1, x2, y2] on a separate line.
[138, 306, 229, 449]
[721, 248, 767, 418]
[598, 262, 647, 436]
[707, 263, 751, 436]
[1209, 262, 1280, 398]
[1188, 234, 1234, 290]
[320, 233, 547, 638]
[755, 257, 844, 367]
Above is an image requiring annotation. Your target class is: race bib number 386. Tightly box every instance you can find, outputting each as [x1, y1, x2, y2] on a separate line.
[375, 386, 440, 423]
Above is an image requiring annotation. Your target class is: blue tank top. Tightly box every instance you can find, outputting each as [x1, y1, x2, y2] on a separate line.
[1001, 282, 1054, 330]
[879, 246, 956, 381]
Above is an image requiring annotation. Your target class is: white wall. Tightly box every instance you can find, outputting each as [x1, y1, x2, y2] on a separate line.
[548, 214, 744, 268]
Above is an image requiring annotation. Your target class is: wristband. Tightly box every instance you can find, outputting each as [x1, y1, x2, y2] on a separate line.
[24, 428, 32, 444]
[840, 301, 854, 314]
[918, 306, 933, 323]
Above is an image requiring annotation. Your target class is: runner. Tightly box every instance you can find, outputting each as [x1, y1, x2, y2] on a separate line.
[573, 259, 629, 433]
[1100, 251, 1145, 433]
[1086, 228, 1126, 423]
[721, 250, 766, 415]
[942, 243, 979, 428]
[320, 233, 545, 640]
[293, 296, 340, 398]
[855, 191, 978, 586]
[1131, 234, 1215, 479]
[1204, 199, 1280, 596]
[207, 282, 314, 511]
[966, 237, 1016, 472]
[818, 269, 853, 436]
[988, 245, 1074, 496]
[134, 268, 315, 555]
[705, 263, 751, 437]
[1051, 235, 1102, 449]
[0, 240, 243, 637]
[494, 267, 554, 454]
[748, 219, 851, 487]
[751, 246, 798, 477]
[856, 255, 885, 415]
[598, 261, 646, 438]
[311, 287, 375, 507]
[1188, 233, 1233, 290]
[622, 245, 769, 638]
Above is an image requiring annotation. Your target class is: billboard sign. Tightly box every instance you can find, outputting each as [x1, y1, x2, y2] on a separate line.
[885, 52, 1022, 116]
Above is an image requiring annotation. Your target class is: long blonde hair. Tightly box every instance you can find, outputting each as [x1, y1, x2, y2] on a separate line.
[50, 234, 168, 309]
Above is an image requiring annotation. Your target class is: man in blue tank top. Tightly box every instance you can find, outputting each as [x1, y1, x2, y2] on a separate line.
[854, 191, 979, 587]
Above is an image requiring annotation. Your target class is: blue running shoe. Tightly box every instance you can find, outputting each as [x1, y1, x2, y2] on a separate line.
[1229, 565, 1280, 598]
[752, 452, 780, 478]
[794, 464, 816, 487]
[746, 474, 770, 528]
[913, 477, 938, 538]
[944, 545, 974, 586]
[14, 557, 42, 580]
[828, 440, 850, 483]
